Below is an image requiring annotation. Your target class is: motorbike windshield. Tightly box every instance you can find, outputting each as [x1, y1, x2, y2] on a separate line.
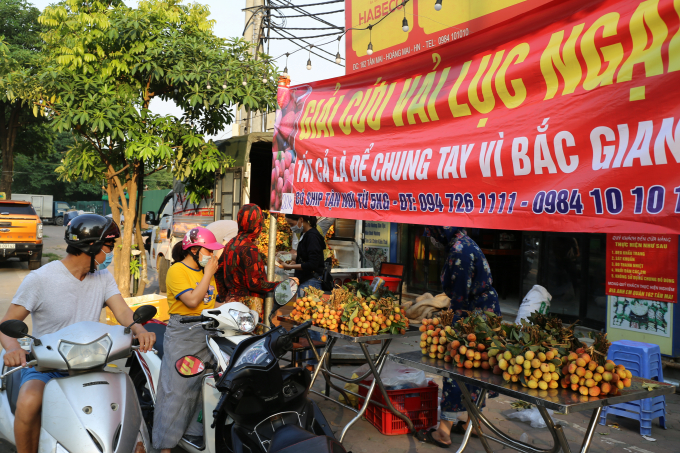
[232, 338, 270, 368]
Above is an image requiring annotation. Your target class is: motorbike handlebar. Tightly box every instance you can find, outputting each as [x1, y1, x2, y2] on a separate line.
[287, 320, 313, 338]
[179, 316, 205, 324]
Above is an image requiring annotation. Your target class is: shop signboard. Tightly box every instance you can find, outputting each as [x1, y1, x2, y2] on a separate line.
[271, 0, 680, 234]
[344, 0, 556, 75]
[605, 233, 678, 303]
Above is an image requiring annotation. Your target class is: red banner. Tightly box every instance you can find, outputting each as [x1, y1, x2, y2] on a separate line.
[271, 0, 680, 234]
[606, 234, 678, 302]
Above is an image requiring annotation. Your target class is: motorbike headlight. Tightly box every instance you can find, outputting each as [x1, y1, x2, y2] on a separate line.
[58, 335, 112, 370]
[228, 309, 256, 333]
[233, 338, 270, 368]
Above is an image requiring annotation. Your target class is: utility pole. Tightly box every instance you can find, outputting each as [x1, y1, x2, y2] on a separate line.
[235, 0, 270, 137]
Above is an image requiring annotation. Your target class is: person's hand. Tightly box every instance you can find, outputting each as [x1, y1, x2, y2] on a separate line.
[4, 346, 27, 367]
[133, 329, 156, 353]
[204, 255, 219, 276]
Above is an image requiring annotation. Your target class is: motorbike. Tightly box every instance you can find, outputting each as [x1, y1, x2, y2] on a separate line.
[128, 290, 275, 453]
[0, 305, 159, 453]
[175, 280, 346, 453]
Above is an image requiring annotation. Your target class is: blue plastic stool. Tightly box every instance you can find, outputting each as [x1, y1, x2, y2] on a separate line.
[599, 340, 667, 435]
[608, 340, 663, 381]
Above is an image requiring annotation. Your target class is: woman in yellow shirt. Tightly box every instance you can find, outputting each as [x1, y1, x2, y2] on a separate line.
[153, 227, 223, 452]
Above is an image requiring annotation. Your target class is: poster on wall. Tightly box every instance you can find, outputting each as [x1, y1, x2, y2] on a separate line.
[605, 234, 678, 303]
[609, 296, 671, 338]
[364, 221, 390, 273]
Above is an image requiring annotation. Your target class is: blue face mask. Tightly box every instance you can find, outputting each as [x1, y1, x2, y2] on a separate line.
[97, 251, 113, 270]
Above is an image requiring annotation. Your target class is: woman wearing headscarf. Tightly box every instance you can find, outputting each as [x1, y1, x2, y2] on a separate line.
[418, 226, 500, 448]
[215, 204, 279, 320]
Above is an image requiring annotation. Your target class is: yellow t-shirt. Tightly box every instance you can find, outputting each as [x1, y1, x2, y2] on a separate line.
[166, 262, 217, 316]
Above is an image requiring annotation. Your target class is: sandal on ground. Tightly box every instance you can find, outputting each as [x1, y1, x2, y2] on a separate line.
[416, 428, 451, 448]
[450, 421, 481, 438]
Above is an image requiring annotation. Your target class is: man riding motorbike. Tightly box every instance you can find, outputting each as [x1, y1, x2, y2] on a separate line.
[0, 214, 156, 453]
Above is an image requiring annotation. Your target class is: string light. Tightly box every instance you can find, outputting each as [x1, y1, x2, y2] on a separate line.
[366, 25, 373, 55]
[206, 73, 211, 90]
[335, 36, 342, 64]
[283, 53, 289, 77]
[222, 69, 228, 89]
[402, 1, 409, 32]
[307, 45, 313, 70]
[434, 0, 442, 11]
[242, 76, 247, 86]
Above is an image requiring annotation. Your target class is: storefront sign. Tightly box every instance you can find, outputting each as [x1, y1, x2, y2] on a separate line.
[345, 0, 556, 74]
[605, 234, 678, 303]
[272, 0, 680, 234]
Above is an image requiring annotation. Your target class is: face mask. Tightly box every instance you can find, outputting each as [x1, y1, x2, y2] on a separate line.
[291, 222, 303, 234]
[198, 253, 211, 268]
[97, 251, 113, 270]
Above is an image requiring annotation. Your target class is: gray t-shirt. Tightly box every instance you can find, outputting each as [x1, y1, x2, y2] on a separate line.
[12, 261, 121, 338]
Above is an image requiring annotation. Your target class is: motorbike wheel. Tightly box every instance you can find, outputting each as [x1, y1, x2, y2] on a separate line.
[131, 367, 155, 441]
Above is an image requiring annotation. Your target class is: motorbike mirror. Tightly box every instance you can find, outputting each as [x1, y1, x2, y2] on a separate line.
[0, 320, 29, 339]
[175, 355, 206, 378]
[274, 278, 298, 306]
[132, 305, 158, 325]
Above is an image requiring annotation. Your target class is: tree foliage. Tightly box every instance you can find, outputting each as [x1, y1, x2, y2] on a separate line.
[0, 0, 52, 197]
[38, 0, 277, 296]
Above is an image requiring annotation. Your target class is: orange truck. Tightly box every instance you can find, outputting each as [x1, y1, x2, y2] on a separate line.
[0, 200, 43, 270]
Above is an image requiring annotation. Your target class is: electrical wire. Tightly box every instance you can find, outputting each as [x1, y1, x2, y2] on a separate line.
[271, 9, 343, 18]
[244, 0, 343, 9]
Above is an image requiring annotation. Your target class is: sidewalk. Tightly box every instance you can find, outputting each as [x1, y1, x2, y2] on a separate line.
[312, 359, 679, 453]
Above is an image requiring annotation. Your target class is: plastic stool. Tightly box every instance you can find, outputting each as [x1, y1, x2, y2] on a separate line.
[600, 406, 666, 436]
[598, 340, 667, 435]
[608, 340, 663, 381]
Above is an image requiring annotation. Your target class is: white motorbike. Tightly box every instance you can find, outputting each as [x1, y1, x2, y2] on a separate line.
[0, 305, 159, 453]
[128, 279, 298, 453]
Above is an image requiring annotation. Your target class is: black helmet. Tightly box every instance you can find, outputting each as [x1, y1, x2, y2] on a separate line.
[65, 214, 120, 256]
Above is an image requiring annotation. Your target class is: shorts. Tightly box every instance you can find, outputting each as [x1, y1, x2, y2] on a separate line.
[20, 367, 68, 388]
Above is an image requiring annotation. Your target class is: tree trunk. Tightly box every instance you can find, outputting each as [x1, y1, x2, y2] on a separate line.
[106, 165, 135, 298]
[134, 169, 147, 296]
[0, 105, 19, 198]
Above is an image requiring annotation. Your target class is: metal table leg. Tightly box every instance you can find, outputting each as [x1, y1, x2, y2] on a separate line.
[338, 350, 390, 442]
[308, 336, 335, 389]
[579, 407, 602, 453]
[356, 342, 416, 434]
[537, 405, 572, 453]
[458, 382, 494, 453]
[452, 388, 488, 453]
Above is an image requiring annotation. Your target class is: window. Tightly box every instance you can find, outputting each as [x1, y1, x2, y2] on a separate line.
[0, 203, 36, 215]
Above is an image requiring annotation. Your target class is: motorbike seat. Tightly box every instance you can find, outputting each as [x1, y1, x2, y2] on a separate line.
[4, 367, 23, 415]
[268, 425, 345, 453]
[143, 322, 166, 359]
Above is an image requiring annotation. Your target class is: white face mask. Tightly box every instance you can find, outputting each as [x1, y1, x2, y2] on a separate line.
[198, 253, 211, 268]
[291, 222, 303, 234]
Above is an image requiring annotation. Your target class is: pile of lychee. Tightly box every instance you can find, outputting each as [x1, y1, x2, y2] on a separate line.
[559, 349, 631, 396]
[489, 347, 564, 390]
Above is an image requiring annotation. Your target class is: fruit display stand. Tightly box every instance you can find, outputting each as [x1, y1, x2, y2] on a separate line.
[390, 351, 676, 453]
[278, 316, 422, 442]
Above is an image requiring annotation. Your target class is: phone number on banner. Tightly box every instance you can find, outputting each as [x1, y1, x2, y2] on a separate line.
[295, 186, 680, 216]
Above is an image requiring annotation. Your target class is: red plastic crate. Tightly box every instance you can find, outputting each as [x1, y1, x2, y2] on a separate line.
[360, 276, 401, 293]
[358, 380, 438, 435]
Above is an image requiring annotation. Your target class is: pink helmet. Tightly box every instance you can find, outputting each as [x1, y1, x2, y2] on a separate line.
[182, 227, 223, 251]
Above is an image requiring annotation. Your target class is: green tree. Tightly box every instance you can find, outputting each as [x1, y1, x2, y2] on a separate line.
[11, 132, 102, 200]
[0, 0, 52, 198]
[39, 0, 277, 296]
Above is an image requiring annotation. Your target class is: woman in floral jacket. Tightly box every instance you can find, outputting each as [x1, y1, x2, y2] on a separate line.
[215, 204, 279, 321]
[420, 226, 500, 448]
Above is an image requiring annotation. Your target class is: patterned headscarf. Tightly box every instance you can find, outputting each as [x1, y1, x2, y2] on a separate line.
[235, 204, 263, 242]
